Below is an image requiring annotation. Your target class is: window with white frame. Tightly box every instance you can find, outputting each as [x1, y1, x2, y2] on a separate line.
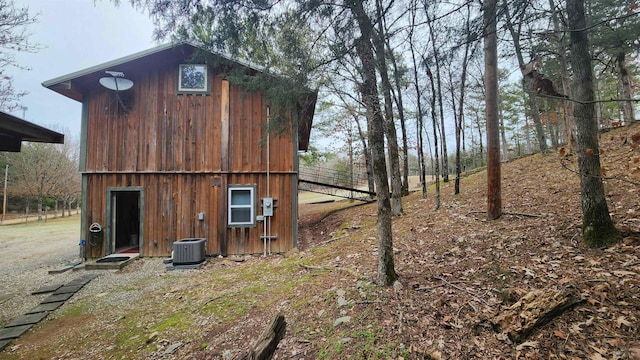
[177, 64, 209, 94]
[228, 185, 256, 227]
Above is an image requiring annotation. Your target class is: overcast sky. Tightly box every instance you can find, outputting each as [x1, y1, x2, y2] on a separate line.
[9, 0, 157, 137]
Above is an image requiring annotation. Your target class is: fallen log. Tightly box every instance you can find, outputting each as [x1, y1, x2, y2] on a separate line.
[233, 314, 286, 360]
[490, 285, 583, 343]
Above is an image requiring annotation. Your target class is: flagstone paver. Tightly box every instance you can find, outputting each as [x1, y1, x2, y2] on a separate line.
[66, 274, 98, 286]
[31, 284, 62, 295]
[0, 325, 33, 340]
[4, 313, 48, 328]
[25, 301, 64, 314]
[41, 292, 73, 304]
[0, 273, 99, 352]
[53, 285, 84, 294]
[0, 339, 11, 351]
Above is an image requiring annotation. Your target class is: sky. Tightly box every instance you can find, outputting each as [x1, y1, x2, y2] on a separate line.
[8, 0, 157, 138]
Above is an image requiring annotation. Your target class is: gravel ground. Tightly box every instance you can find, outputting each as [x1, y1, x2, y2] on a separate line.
[0, 215, 197, 335]
[0, 216, 167, 327]
[0, 216, 83, 327]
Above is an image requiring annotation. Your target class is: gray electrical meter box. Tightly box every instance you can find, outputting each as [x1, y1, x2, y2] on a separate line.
[262, 197, 274, 216]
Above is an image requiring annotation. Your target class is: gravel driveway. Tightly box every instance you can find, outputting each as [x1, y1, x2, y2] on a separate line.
[0, 216, 82, 326]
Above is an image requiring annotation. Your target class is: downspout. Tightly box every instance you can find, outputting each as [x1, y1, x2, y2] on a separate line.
[267, 106, 273, 255]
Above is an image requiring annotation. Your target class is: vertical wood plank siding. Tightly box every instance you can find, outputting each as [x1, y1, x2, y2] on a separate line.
[83, 62, 297, 257]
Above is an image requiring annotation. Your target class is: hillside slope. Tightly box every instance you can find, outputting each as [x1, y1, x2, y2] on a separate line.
[4, 122, 640, 359]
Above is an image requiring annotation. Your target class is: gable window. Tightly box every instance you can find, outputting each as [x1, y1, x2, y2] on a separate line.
[228, 185, 256, 227]
[177, 64, 209, 94]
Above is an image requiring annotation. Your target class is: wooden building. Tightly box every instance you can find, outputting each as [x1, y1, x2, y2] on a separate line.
[43, 42, 316, 258]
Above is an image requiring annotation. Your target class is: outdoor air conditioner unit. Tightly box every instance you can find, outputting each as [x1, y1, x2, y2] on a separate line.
[173, 238, 206, 264]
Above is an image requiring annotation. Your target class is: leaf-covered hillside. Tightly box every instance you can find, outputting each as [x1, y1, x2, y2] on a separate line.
[4, 122, 639, 359]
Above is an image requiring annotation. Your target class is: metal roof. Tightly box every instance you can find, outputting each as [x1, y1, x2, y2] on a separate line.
[0, 111, 64, 152]
[42, 41, 316, 150]
[42, 41, 267, 91]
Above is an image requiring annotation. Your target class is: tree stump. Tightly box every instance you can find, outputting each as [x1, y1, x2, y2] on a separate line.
[233, 314, 286, 360]
[491, 286, 583, 343]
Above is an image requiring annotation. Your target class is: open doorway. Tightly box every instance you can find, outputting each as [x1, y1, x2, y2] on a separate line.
[107, 189, 142, 255]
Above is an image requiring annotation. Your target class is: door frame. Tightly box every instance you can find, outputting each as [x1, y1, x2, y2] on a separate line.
[106, 187, 144, 256]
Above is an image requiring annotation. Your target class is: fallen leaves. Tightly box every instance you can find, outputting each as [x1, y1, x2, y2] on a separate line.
[615, 316, 632, 328]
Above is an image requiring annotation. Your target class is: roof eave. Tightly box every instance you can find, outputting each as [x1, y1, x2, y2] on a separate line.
[0, 111, 64, 152]
[41, 41, 270, 102]
[42, 42, 182, 89]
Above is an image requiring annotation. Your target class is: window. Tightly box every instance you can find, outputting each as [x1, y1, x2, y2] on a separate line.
[177, 64, 209, 94]
[228, 185, 256, 227]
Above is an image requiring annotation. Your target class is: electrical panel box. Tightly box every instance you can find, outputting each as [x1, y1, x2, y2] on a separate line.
[262, 197, 274, 216]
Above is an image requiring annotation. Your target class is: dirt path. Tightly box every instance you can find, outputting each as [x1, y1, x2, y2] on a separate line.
[0, 215, 81, 326]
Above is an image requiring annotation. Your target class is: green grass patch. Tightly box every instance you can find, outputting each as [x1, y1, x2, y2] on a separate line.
[154, 310, 191, 332]
[57, 298, 92, 317]
[202, 296, 249, 323]
[115, 317, 147, 351]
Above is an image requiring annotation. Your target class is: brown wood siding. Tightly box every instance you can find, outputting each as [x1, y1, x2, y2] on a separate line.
[85, 64, 294, 174]
[82, 60, 298, 257]
[83, 173, 294, 257]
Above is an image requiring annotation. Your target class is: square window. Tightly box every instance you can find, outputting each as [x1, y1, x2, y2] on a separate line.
[228, 185, 256, 227]
[177, 64, 209, 94]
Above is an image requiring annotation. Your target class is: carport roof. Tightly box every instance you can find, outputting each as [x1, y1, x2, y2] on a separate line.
[0, 111, 64, 152]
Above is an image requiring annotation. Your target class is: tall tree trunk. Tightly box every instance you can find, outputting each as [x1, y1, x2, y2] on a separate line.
[549, 0, 575, 150]
[526, 80, 548, 153]
[503, 0, 549, 154]
[386, 42, 410, 196]
[426, 66, 441, 210]
[449, 68, 463, 194]
[567, 0, 620, 247]
[453, 9, 474, 195]
[485, 0, 502, 220]
[37, 196, 43, 222]
[354, 114, 375, 195]
[426, 11, 449, 183]
[374, 0, 402, 216]
[544, 99, 559, 149]
[348, 0, 397, 285]
[454, 90, 463, 194]
[409, 2, 427, 198]
[475, 111, 484, 163]
[499, 101, 509, 161]
[525, 121, 531, 154]
[616, 52, 635, 124]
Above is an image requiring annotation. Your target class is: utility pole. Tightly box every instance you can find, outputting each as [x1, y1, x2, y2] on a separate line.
[2, 165, 8, 223]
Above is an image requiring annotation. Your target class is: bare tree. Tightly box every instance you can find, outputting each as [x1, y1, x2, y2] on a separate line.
[0, 0, 38, 111]
[501, 0, 549, 154]
[452, 3, 477, 195]
[424, 3, 449, 183]
[408, 0, 428, 199]
[6, 142, 71, 221]
[425, 61, 441, 210]
[373, 0, 403, 216]
[383, 13, 410, 197]
[548, 0, 575, 150]
[50, 134, 82, 217]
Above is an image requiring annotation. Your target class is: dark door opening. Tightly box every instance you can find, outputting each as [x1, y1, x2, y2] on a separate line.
[111, 191, 141, 253]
